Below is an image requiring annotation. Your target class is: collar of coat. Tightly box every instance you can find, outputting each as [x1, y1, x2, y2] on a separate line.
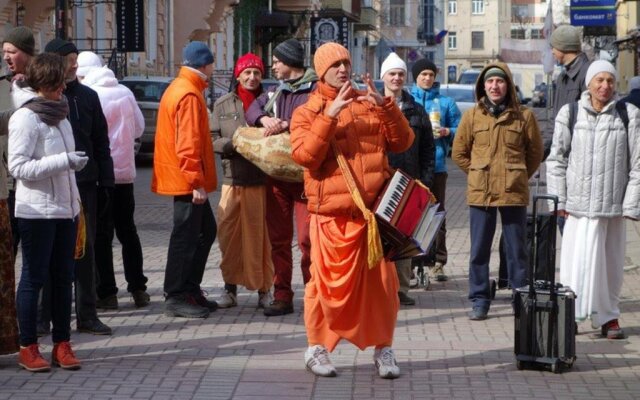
[177, 66, 209, 92]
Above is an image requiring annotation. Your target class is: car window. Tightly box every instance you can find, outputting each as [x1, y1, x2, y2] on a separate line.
[440, 87, 475, 102]
[121, 81, 170, 102]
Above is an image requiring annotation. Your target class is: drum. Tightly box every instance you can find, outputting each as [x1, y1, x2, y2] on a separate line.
[232, 127, 304, 183]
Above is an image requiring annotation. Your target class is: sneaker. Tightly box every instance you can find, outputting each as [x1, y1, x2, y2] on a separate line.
[398, 291, 415, 306]
[468, 307, 488, 321]
[263, 300, 294, 316]
[52, 341, 81, 370]
[165, 295, 209, 318]
[373, 347, 400, 379]
[132, 290, 150, 308]
[257, 291, 273, 309]
[18, 344, 51, 372]
[304, 345, 337, 377]
[429, 263, 448, 282]
[77, 319, 112, 335]
[96, 294, 118, 310]
[217, 291, 238, 309]
[191, 292, 218, 312]
[601, 319, 625, 339]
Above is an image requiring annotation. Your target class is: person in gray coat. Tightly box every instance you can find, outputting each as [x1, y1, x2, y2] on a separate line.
[546, 60, 640, 340]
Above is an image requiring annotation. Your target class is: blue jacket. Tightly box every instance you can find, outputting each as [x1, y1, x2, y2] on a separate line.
[411, 83, 461, 173]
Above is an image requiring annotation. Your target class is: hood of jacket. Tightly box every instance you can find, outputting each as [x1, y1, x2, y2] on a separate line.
[11, 80, 37, 108]
[81, 66, 118, 88]
[474, 62, 519, 108]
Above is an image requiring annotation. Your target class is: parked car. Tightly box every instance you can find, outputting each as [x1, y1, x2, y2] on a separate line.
[120, 76, 173, 159]
[438, 83, 476, 115]
[457, 69, 481, 85]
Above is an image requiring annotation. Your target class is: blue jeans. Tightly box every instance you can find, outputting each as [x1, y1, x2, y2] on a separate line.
[17, 218, 77, 345]
[468, 206, 528, 312]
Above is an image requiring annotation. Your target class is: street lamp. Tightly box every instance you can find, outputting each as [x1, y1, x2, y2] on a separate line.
[16, 2, 25, 27]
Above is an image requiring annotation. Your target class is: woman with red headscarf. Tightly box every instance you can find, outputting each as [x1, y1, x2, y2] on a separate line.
[212, 53, 274, 308]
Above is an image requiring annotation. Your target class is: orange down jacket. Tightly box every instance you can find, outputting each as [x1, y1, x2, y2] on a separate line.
[151, 67, 217, 195]
[290, 82, 414, 216]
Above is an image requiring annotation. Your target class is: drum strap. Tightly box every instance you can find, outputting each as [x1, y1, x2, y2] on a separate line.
[330, 139, 383, 269]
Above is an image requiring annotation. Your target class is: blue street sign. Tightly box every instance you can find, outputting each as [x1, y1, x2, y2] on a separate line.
[570, 0, 615, 6]
[570, 7, 616, 26]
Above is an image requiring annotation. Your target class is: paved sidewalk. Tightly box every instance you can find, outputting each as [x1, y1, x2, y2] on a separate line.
[2, 158, 640, 400]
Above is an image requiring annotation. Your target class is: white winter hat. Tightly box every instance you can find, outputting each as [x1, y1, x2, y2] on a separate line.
[380, 52, 407, 79]
[585, 60, 617, 87]
[77, 51, 103, 77]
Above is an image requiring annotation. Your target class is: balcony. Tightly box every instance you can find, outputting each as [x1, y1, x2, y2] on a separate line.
[354, 6, 377, 31]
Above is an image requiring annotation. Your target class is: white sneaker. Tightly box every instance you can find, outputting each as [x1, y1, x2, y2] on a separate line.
[374, 347, 400, 379]
[257, 291, 273, 309]
[217, 291, 237, 308]
[304, 345, 337, 377]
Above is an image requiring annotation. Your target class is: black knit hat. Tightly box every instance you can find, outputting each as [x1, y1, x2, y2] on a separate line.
[411, 58, 437, 81]
[44, 38, 78, 56]
[2, 26, 35, 56]
[273, 39, 304, 69]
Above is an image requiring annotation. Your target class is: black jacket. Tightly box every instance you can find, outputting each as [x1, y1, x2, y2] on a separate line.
[387, 90, 435, 188]
[621, 89, 640, 111]
[64, 79, 114, 187]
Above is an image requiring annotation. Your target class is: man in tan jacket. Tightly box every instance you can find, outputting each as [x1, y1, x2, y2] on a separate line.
[452, 62, 543, 321]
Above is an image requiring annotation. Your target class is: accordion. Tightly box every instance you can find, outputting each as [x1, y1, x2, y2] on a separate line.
[373, 169, 445, 261]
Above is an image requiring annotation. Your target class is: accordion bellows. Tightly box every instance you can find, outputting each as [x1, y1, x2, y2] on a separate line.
[232, 127, 304, 183]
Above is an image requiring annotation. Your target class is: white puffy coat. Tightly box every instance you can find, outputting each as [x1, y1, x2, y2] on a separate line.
[82, 67, 144, 184]
[546, 91, 640, 219]
[8, 85, 81, 219]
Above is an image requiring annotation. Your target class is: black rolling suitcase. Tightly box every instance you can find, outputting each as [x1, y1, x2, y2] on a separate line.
[514, 194, 576, 373]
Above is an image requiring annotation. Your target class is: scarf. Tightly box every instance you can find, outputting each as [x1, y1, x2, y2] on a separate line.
[236, 84, 261, 112]
[482, 96, 507, 118]
[22, 95, 69, 126]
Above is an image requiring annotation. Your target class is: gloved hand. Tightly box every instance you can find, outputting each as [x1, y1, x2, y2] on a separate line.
[67, 151, 88, 171]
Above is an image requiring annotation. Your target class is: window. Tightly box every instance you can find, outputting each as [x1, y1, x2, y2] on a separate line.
[531, 28, 543, 39]
[448, 0, 457, 14]
[471, 31, 484, 49]
[389, 0, 405, 26]
[511, 28, 525, 39]
[448, 31, 457, 50]
[472, 0, 484, 15]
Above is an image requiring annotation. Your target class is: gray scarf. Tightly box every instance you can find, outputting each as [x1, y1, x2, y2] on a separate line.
[22, 95, 69, 126]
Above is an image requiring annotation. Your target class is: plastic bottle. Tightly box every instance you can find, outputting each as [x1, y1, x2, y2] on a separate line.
[429, 98, 441, 138]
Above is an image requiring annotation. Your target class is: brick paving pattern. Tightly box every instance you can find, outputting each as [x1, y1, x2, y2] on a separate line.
[3, 111, 640, 398]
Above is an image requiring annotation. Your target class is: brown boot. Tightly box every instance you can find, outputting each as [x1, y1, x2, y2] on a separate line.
[263, 300, 293, 316]
[52, 341, 81, 370]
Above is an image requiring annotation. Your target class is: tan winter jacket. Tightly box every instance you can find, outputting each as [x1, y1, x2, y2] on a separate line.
[452, 62, 543, 206]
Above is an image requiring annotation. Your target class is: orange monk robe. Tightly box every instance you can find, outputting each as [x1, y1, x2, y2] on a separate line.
[304, 214, 400, 352]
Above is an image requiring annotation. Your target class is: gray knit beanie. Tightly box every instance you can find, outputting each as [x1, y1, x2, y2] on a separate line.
[550, 25, 581, 53]
[3, 26, 35, 56]
[273, 39, 304, 69]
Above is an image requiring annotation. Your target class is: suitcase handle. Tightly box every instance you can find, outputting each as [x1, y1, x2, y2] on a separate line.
[529, 195, 559, 295]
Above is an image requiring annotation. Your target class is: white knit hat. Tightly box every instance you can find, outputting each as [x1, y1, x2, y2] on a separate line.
[380, 52, 407, 79]
[585, 60, 617, 86]
[77, 51, 103, 77]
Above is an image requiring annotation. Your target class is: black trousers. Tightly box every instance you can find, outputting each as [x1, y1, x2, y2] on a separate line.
[95, 183, 147, 298]
[163, 195, 216, 298]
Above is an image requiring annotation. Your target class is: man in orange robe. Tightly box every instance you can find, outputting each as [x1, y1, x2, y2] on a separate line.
[290, 43, 414, 379]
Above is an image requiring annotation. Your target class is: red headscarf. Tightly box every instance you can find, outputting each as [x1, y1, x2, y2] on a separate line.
[234, 53, 265, 111]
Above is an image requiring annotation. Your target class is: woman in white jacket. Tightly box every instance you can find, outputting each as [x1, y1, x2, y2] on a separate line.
[547, 60, 640, 339]
[9, 53, 88, 371]
[77, 52, 148, 309]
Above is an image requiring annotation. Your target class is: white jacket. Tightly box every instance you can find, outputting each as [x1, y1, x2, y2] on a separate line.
[82, 67, 144, 184]
[546, 91, 640, 219]
[8, 85, 81, 219]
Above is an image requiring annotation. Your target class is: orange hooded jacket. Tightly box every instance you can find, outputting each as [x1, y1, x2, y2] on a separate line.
[151, 67, 217, 195]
